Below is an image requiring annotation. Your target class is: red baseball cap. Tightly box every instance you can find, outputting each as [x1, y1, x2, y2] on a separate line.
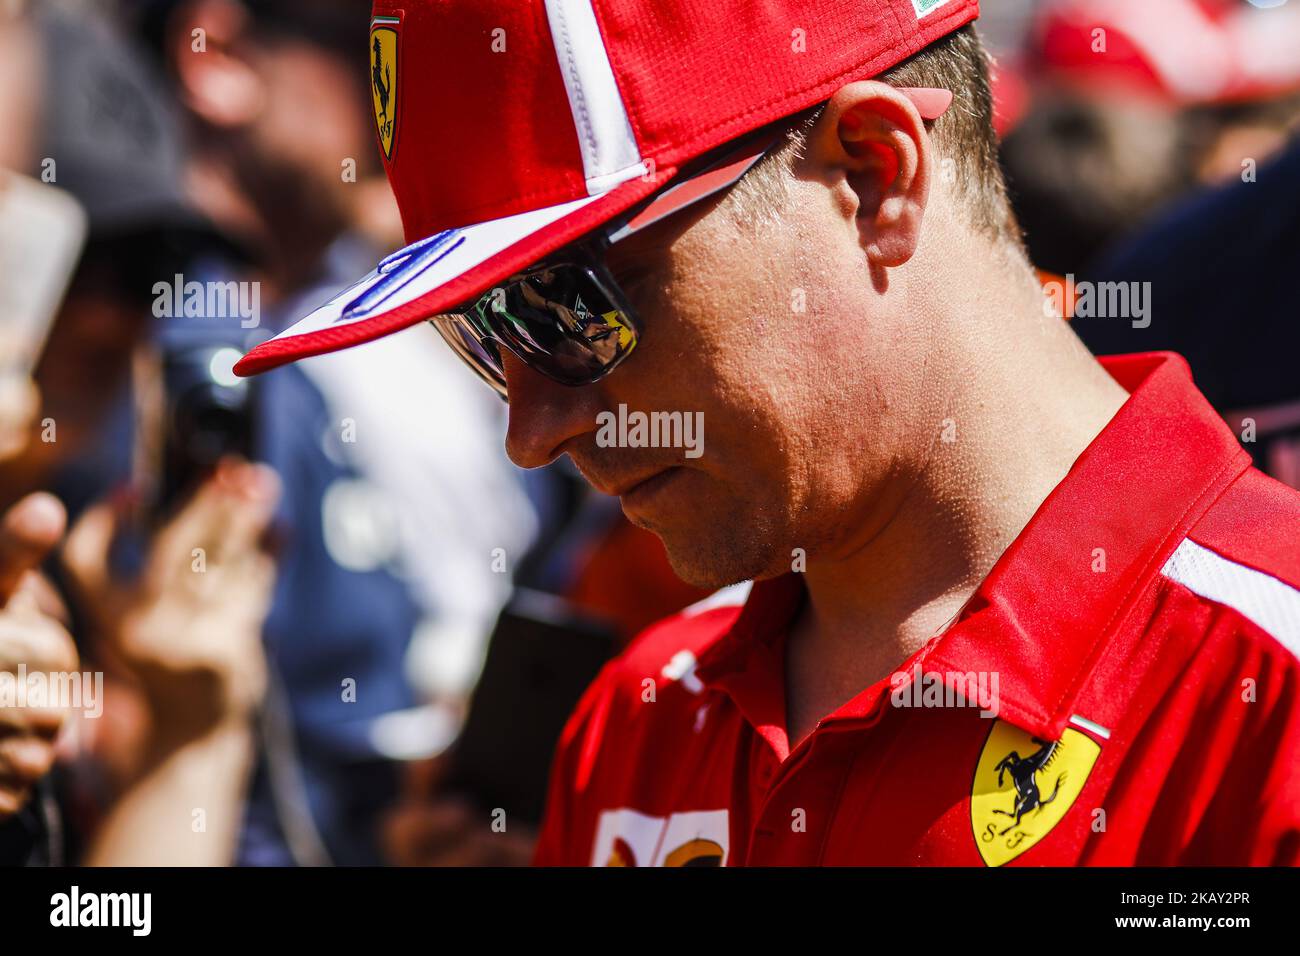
[235, 0, 979, 377]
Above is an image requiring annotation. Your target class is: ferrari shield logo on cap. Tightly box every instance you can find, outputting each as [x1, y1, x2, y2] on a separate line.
[970, 721, 1101, 866]
[370, 17, 400, 160]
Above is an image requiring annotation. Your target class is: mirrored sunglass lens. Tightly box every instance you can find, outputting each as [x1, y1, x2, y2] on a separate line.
[484, 266, 636, 383]
[431, 314, 506, 394]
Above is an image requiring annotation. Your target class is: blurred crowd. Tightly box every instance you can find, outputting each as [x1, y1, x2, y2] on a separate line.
[1, 0, 1297, 866]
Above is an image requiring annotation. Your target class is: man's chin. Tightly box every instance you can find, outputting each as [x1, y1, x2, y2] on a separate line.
[645, 520, 782, 592]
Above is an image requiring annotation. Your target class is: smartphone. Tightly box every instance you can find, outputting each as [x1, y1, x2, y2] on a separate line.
[110, 341, 258, 579]
[0, 172, 87, 375]
[154, 343, 257, 521]
[446, 589, 619, 825]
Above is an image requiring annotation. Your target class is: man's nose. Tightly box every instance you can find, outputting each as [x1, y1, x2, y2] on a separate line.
[502, 351, 602, 469]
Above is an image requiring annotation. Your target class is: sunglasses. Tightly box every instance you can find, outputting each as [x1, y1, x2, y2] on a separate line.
[423, 89, 951, 400]
[429, 240, 643, 400]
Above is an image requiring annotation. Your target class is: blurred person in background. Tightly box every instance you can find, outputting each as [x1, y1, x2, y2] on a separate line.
[1072, 138, 1300, 489]
[0, 0, 279, 865]
[998, 0, 1300, 276]
[997, 0, 1300, 493]
[131, 0, 543, 865]
[999, 92, 1194, 277]
[137, 0, 715, 868]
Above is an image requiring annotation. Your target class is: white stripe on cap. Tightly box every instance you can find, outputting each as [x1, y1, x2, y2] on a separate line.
[544, 0, 646, 195]
[1161, 537, 1300, 657]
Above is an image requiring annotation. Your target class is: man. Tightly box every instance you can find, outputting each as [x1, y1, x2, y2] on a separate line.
[1001, 0, 1300, 277]
[1073, 139, 1300, 490]
[235, 0, 1300, 865]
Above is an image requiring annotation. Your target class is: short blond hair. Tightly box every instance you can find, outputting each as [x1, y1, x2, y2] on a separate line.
[727, 25, 1021, 248]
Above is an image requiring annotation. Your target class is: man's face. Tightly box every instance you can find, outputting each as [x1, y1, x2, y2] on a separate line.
[503, 156, 944, 590]
[240, 36, 376, 234]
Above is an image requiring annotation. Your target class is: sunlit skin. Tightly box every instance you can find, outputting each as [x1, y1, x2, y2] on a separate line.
[501, 82, 1130, 746]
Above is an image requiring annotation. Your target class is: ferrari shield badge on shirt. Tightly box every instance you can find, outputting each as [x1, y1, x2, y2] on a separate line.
[970, 720, 1102, 866]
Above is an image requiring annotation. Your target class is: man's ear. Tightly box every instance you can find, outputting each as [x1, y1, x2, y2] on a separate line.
[803, 81, 933, 270]
[168, 0, 264, 129]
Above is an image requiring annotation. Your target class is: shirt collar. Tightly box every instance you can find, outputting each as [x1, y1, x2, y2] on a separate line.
[696, 353, 1252, 742]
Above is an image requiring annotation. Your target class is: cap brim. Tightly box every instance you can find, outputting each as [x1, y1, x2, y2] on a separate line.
[234, 165, 678, 377]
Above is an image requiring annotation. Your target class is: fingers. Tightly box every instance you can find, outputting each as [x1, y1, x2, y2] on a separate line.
[0, 602, 79, 757]
[382, 797, 476, 866]
[0, 605, 78, 676]
[223, 550, 277, 630]
[382, 797, 538, 866]
[0, 373, 39, 463]
[436, 825, 537, 867]
[0, 533, 77, 821]
[147, 471, 232, 579]
[96, 461, 279, 730]
[149, 459, 280, 589]
[402, 753, 454, 800]
[62, 499, 117, 610]
[381, 781, 541, 867]
[0, 492, 66, 606]
[0, 774, 34, 819]
[0, 727, 58, 780]
[66, 461, 280, 608]
[0, 728, 58, 820]
[209, 462, 281, 563]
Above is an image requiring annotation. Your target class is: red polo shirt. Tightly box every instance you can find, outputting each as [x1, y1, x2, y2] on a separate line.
[533, 353, 1300, 866]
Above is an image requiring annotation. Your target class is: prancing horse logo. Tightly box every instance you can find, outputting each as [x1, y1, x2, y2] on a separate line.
[372, 37, 391, 120]
[992, 737, 1067, 834]
[970, 721, 1101, 866]
[370, 20, 399, 160]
